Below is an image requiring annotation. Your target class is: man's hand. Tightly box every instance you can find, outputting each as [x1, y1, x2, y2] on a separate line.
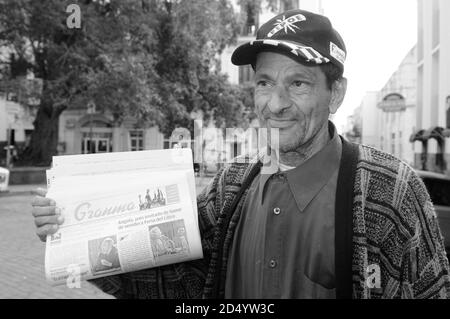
[101, 259, 113, 267]
[31, 188, 65, 242]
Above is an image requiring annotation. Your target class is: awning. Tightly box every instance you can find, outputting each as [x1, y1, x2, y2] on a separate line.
[409, 129, 426, 143]
[422, 126, 450, 141]
[410, 127, 450, 143]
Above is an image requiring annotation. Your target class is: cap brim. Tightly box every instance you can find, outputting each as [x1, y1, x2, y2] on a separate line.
[231, 39, 331, 67]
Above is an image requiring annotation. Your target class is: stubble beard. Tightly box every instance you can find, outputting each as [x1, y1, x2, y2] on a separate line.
[276, 122, 329, 167]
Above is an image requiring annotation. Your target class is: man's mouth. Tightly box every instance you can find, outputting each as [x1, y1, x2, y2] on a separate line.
[267, 119, 297, 129]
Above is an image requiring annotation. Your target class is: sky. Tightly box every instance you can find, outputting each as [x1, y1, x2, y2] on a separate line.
[320, 0, 417, 132]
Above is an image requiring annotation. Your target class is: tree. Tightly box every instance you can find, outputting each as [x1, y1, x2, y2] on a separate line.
[237, 0, 292, 18]
[0, 0, 244, 165]
[0, 0, 152, 165]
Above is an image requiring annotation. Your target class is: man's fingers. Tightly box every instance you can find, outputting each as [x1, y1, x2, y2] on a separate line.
[34, 188, 47, 197]
[36, 224, 59, 239]
[32, 188, 59, 242]
[31, 195, 55, 207]
[34, 215, 64, 227]
[31, 206, 59, 217]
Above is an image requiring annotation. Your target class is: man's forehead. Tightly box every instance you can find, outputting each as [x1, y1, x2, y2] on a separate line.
[255, 52, 318, 77]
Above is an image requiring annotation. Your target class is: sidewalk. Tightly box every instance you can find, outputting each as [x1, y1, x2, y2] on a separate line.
[0, 184, 46, 197]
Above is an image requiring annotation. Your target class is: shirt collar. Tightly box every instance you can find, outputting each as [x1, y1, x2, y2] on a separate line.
[258, 121, 342, 211]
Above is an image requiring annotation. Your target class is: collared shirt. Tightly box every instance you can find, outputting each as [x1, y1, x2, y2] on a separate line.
[225, 123, 342, 298]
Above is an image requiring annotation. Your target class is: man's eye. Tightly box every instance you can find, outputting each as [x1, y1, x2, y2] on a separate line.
[292, 81, 304, 87]
[256, 80, 269, 87]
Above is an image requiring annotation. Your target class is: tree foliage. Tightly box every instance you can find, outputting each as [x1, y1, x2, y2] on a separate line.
[0, 0, 249, 165]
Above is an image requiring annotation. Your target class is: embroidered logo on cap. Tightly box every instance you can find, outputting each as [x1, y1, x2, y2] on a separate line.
[267, 14, 306, 38]
[330, 42, 346, 65]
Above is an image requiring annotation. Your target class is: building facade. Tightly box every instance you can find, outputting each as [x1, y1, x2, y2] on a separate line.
[57, 107, 164, 156]
[377, 46, 417, 166]
[413, 0, 450, 174]
[0, 94, 36, 165]
[344, 105, 362, 144]
[359, 92, 379, 149]
[355, 47, 417, 166]
[0, 77, 41, 166]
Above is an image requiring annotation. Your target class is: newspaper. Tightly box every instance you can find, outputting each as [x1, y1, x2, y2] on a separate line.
[44, 148, 203, 286]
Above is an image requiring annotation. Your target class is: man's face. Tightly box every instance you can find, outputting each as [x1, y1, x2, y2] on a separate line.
[150, 227, 162, 239]
[101, 240, 112, 253]
[254, 52, 336, 153]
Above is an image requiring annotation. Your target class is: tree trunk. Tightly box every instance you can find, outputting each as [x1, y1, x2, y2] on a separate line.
[22, 97, 65, 166]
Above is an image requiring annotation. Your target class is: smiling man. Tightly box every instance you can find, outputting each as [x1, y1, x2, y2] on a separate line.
[253, 52, 344, 162]
[31, 9, 450, 299]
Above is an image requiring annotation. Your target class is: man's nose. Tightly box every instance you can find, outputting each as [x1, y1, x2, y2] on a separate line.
[267, 85, 292, 114]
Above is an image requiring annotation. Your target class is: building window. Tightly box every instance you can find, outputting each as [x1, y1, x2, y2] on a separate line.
[81, 132, 112, 154]
[230, 141, 242, 158]
[432, 0, 440, 49]
[163, 140, 170, 149]
[130, 130, 144, 151]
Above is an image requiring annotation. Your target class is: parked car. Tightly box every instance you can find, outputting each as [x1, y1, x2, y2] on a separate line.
[416, 170, 450, 257]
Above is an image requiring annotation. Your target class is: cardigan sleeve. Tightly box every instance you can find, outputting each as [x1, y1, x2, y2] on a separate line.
[87, 169, 226, 299]
[399, 171, 450, 299]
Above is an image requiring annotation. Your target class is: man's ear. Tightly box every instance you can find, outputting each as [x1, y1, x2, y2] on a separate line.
[329, 77, 347, 114]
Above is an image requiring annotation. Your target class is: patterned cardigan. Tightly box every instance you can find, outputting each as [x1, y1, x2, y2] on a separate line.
[90, 138, 450, 299]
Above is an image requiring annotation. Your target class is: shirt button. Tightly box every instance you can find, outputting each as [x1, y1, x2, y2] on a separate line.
[273, 207, 281, 215]
[269, 259, 277, 268]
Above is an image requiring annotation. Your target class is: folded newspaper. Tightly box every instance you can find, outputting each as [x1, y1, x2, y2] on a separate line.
[45, 148, 203, 286]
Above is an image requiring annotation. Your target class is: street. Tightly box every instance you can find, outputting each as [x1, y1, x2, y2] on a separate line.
[0, 176, 212, 299]
[0, 193, 113, 298]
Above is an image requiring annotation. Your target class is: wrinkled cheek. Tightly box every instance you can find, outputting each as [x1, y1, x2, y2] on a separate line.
[254, 98, 267, 125]
[292, 110, 307, 136]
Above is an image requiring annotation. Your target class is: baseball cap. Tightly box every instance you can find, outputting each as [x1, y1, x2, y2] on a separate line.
[231, 9, 346, 72]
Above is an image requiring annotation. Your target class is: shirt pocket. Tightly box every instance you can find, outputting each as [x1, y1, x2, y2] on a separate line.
[299, 271, 336, 299]
[304, 261, 335, 290]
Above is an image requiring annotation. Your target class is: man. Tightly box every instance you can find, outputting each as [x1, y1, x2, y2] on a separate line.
[93, 237, 121, 273]
[149, 226, 169, 257]
[145, 189, 151, 209]
[174, 227, 189, 252]
[31, 9, 450, 298]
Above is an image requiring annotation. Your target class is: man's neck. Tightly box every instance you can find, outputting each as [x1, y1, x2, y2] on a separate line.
[278, 122, 331, 168]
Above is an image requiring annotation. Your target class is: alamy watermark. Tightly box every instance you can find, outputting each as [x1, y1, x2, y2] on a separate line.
[169, 120, 280, 170]
[66, 264, 81, 289]
[366, 264, 381, 289]
[66, 4, 81, 29]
